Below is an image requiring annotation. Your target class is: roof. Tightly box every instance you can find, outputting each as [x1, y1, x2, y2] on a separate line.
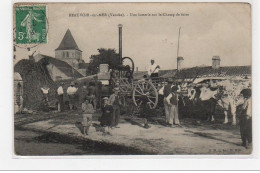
[212, 56, 220, 60]
[78, 63, 89, 69]
[37, 54, 83, 78]
[55, 29, 82, 51]
[160, 69, 177, 78]
[160, 66, 251, 79]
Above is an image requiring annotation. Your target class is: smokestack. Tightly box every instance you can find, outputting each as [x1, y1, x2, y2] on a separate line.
[177, 56, 184, 71]
[212, 56, 220, 69]
[118, 24, 123, 65]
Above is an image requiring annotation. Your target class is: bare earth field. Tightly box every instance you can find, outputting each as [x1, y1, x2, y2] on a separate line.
[14, 111, 252, 155]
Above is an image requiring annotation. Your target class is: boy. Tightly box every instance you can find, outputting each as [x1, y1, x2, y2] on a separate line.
[100, 97, 114, 134]
[81, 99, 95, 136]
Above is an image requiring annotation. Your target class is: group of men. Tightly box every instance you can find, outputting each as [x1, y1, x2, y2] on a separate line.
[148, 59, 181, 127]
[147, 59, 252, 149]
[56, 81, 97, 112]
[42, 59, 252, 148]
[159, 79, 181, 127]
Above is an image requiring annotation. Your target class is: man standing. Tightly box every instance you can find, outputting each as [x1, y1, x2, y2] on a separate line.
[109, 87, 121, 128]
[148, 59, 160, 79]
[139, 89, 152, 129]
[67, 82, 78, 110]
[162, 78, 174, 126]
[80, 82, 88, 105]
[41, 85, 50, 111]
[239, 89, 252, 149]
[166, 86, 181, 127]
[57, 83, 64, 112]
[87, 82, 97, 110]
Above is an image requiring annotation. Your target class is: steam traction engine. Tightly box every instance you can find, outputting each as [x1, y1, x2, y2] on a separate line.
[100, 24, 169, 109]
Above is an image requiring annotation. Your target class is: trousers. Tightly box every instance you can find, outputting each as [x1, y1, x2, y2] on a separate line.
[164, 98, 171, 124]
[82, 113, 92, 127]
[57, 94, 64, 112]
[169, 104, 180, 125]
[239, 115, 252, 144]
[112, 105, 120, 126]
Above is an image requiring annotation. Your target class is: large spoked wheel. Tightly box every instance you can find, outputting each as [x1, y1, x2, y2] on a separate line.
[132, 80, 158, 109]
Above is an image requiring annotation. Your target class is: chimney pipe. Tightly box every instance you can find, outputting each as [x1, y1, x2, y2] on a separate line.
[212, 56, 220, 69]
[118, 24, 123, 65]
[177, 56, 184, 71]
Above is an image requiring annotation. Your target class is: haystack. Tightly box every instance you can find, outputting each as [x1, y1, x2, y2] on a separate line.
[14, 59, 58, 111]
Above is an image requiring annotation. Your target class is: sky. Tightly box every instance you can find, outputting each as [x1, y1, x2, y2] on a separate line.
[14, 3, 251, 71]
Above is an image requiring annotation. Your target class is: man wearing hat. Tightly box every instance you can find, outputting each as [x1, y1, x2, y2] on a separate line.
[166, 86, 181, 127]
[87, 81, 97, 110]
[57, 82, 64, 112]
[67, 82, 78, 110]
[147, 59, 160, 79]
[162, 78, 175, 126]
[238, 88, 252, 149]
[108, 87, 121, 128]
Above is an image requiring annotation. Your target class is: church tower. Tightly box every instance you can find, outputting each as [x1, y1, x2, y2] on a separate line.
[55, 29, 83, 68]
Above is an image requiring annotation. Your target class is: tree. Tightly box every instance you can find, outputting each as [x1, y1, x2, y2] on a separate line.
[88, 48, 120, 74]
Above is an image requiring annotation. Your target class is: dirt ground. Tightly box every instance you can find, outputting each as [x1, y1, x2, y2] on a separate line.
[15, 110, 252, 155]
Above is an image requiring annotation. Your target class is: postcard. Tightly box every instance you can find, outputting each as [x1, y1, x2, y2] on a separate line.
[13, 2, 252, 155]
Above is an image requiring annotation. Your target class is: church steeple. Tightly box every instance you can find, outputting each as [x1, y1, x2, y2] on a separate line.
[55, 29, 83, 68]
[55, 29, 81, 52]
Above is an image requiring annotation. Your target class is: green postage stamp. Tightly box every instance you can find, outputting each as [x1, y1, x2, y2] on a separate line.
[15, 5, 47, 44]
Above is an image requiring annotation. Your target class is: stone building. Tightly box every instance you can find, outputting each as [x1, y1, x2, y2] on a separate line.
[55, 29, 83, 68]
[160, 56, 251, 81]
[33, 29, 88, 80]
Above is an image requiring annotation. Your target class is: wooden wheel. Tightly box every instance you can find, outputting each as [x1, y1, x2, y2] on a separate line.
[132, 80, 158, 109]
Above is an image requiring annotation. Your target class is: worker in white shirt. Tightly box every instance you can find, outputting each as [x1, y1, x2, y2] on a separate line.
[147, 59, 160, 79]
[57, 83, 64, 112]
[67, 82, 78, 110]
[166, 86, 181, 127]
[161, 78, 174, 126]
[41, 85, 50, 110]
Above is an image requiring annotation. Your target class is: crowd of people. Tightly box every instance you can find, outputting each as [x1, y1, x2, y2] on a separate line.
[39, 59, 252, 148]
[40, 81, 97, 112]
[40, 80, 122, 135]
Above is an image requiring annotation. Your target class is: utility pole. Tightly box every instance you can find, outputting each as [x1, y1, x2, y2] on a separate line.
[177, 26, 181, 70]
[118, 24, 123, 78]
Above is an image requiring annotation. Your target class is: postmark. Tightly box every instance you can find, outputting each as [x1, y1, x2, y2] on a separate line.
[15, 5, 47, 44]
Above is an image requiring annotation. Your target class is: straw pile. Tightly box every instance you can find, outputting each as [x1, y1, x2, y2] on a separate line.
[14, 59, 58, 111]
